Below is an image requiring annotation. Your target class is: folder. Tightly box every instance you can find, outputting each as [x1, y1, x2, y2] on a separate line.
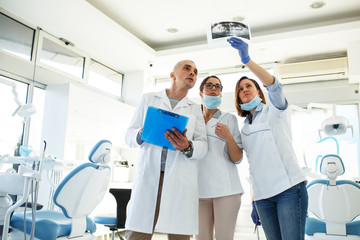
[141, 106, 189, 150]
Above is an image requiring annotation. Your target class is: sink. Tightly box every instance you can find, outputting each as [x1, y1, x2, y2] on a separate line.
[0, 173, 24, 195]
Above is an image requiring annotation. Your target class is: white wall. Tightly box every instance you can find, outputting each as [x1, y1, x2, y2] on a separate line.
[348, 40, 360, 84]
[41, 84, 70, 160]
[122, 71, 146, 107]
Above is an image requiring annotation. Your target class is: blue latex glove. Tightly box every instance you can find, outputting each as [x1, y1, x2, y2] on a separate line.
[228, 37, 250, 64]
[251, 202, 261, 226]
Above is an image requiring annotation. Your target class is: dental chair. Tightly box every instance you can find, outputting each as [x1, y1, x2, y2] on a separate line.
[305, 154, 360, 240]
[8, 140, 112, 240]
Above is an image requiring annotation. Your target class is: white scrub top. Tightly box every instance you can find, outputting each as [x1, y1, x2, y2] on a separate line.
[125, 89, 207, 235]
[239, 79, 306, 201]
[198, 110, 244, 198]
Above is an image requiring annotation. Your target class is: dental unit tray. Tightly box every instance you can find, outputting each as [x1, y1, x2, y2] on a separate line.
[141, 106, 189, 151]
[1, 141, 47, 240]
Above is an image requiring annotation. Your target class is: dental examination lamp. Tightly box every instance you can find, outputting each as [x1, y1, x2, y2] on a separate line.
[319, 115, 353, 137]
[0, 78, 37, 123]
[290, 103, 353, 139]
[318, 104, 353, 139]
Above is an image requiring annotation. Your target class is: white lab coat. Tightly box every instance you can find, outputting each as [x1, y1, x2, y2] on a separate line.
[240, 103, 306, 201]
[125, 89, 207, 235]
[198, 111, 244, 198]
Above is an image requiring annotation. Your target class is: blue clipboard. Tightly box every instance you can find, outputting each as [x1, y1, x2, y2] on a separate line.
[141, 106, 189, 151]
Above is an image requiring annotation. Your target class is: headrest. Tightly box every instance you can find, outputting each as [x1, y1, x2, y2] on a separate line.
[320, 154, 345, 185]
[88, 140, 112, 165]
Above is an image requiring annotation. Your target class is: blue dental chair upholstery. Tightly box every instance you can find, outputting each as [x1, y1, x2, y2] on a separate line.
[9, 140, 112, 240]
[306, 154, 360, 239]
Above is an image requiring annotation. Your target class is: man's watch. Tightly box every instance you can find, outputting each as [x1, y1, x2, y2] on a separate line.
[181, 140, 193, 157]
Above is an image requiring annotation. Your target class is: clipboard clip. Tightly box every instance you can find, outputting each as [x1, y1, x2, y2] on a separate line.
[158, 109, 179, 118]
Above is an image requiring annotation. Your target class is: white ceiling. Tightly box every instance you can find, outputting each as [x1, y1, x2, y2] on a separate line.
[85, 0, 360, 76]
[1, 0, 360, 76]
[86, 0, 360, 50]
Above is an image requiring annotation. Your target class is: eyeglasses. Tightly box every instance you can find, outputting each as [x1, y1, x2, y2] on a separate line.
[205, 83, 223, 91]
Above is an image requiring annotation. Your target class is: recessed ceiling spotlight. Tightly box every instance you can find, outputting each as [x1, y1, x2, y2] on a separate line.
[167, 28, 178, 33]
[232, 16, 245, 22]
[310, 1, 326, 9]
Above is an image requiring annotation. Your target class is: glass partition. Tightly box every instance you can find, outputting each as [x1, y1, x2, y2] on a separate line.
[88, 59, 123, 97]
[40, 37, 85, 79]
[0, 12, 35, 60]
[0, 76, 28, 155]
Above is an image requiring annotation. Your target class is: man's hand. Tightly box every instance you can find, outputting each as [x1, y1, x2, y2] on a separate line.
[165, 128, 189, 151]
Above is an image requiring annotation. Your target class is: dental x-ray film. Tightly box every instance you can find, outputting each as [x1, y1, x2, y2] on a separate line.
[207, 21, 251, 47]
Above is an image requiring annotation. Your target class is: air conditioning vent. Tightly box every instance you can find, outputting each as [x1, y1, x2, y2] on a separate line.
[278, 57, 348, 84]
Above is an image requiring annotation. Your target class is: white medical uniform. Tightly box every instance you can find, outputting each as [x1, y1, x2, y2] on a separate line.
[239, 78, 306, 201]
[125, 89, 207, 235]
[198, 110, 244, 198]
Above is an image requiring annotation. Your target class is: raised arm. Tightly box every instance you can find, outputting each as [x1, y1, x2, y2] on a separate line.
[228, 37, 288, 110]
[228, 37, 274, 87]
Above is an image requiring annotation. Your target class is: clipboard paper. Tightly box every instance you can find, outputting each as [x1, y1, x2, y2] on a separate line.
[141, 106, 189, 151]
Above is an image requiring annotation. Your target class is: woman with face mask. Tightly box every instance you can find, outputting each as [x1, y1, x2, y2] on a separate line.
[228, 37, 308, 240]
[196, 76, 244, 240]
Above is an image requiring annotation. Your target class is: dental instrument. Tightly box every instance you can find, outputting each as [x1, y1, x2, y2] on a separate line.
[0, 78, 37, 123]
[1, 141, 47, 240]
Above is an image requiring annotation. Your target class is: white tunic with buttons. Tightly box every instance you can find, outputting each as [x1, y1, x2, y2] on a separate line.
[239, 78, 306, 201]
[198, 110, 244, 198]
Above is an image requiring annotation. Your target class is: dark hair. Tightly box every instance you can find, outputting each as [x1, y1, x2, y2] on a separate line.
[199, 75, 222, 92]
[235, 76, 266, 117]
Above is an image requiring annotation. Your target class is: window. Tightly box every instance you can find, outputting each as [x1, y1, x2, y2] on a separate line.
[0, 12, 35, 60]
[291, 104, 360, 179]
[88, 60, 123, 97]
[0, 76, 28, 155]
[40, 37, 85, 79]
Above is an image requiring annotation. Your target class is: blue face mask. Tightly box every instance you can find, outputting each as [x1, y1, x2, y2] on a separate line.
[240, 95, 262, 111]
[202, 94, 221, 109]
